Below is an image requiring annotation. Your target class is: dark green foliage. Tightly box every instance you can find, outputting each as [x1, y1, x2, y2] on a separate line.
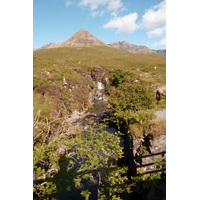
[33, 46, 166, 199]
[111, 69, 125, 87]
[108, 82, 156, 128]
[154, 157, 166, 170]
[33, 124, 129, 199]
[131, 169, 162, 194]
[111, 83, 155, 111]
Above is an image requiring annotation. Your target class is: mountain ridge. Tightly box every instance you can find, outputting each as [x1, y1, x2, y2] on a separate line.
[153, 49, 166, 56]
[38, 29, 165, 55]
[108, 40, 156, 54]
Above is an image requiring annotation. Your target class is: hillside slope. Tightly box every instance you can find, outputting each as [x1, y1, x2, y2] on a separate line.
[34, 46, 166, 118]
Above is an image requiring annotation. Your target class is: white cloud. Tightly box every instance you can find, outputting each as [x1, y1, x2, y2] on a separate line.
[103, 13, 138, 33]
[140, 0, 166, 30]
[79, 0, 110, 10]
[65, 1, 74, 7]
[147, 26, 166, 38]
[108, 0, 123, 11]
[153, 37, 166, 47]
[79, 0, 123, 17]
[64, 0, 125, 19]
[108, 0, 123, 16]
[90, 10, 105, 18]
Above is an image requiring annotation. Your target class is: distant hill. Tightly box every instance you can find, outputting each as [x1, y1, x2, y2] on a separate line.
[40, 42, 61, 49]
[109, 41, 166, 56]
[109, 41, 156, 54]
[40, 29, 107, 49]
[153, 49, 166, 56]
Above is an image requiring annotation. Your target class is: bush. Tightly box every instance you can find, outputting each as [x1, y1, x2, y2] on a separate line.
[33, 123, 129, 199]
[111, 69, 125, 87]
[108, 83, 156, 129]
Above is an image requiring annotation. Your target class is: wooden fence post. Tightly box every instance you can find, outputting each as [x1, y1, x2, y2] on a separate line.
[161, 151, 165, 179]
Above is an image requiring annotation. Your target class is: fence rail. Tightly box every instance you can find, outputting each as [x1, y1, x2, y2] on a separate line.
[134, 151, 166, 176]
[136, 168, 166, 176]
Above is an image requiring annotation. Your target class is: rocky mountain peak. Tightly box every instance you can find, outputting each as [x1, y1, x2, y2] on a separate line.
[61, 29, 107, 47]
[40, 29, 107, 49]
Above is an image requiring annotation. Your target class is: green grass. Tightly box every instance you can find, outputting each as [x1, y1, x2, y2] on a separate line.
[33, 46, 166, 119]
[34, 46, 165, 70]
[33, 92, 58, 119]
[33, 46, 166, 199]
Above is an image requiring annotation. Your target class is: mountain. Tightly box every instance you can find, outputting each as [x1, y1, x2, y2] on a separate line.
[109, 41, 166, 56]
[38, 30, 166, 55]
[109, 41, 156, 54]
[153, 49, 166, 56]
[40, 42, 62, 49]
[40, 29, 107, 49]
[60, 29, 107, 47]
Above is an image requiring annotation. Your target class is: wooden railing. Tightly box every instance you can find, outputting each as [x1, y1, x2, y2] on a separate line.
[134, 151, 166, 176]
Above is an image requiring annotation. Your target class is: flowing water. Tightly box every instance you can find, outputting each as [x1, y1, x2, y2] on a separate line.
[97, 81, 104, 90]
[57, 82, 129, 199]
[85, 82, 124, 145]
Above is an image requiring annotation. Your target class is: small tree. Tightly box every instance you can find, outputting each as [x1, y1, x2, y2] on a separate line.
[108, 83, 156, 129]
[111, 69, 125, 87]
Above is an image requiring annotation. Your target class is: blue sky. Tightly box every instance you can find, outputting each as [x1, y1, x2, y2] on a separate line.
[33, 0, 166, 50]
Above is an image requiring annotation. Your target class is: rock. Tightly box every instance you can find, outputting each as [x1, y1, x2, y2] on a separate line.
[58, 145, 67, 155]
[98, 96, 103, 100]
[104, 77, 110, 86]
[63, 78, 68, 87]
[95, 90, 103, 100]
[134, 79, 138, 83]
[70, 110, 82, 122]
[41, 71, 52, 77]
[156, 86, 166, 96]
[155, 109, 166, 121]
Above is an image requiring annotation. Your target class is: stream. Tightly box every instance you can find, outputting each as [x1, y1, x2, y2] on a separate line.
[85, 82, 125, 147]
[84, 82, 130, 199]
[61, 82, 165, 199]
[57, 82, 130, 199]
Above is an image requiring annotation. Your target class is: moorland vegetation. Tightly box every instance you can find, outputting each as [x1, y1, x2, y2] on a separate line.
[33, 45, 166, 199]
